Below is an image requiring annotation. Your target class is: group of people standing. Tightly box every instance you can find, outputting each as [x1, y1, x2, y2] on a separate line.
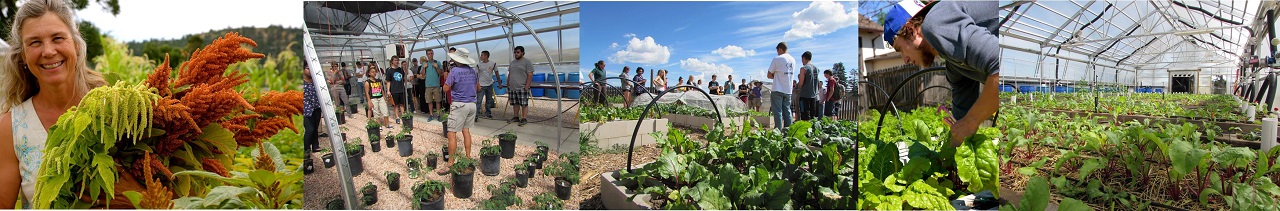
[587, 42, 845, 131]
[303, 46, 538, 175]
[768, 42, 843, 129]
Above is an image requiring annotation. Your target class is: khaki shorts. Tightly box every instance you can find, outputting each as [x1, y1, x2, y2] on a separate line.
[424, 87, 442, 103]
[447, 102, 476, 131]
[370, 97, 389, 118]
[749, 98, 762, 108]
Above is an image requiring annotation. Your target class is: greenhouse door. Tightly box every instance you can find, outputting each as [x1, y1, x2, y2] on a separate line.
[1171, 76, 1194, 93]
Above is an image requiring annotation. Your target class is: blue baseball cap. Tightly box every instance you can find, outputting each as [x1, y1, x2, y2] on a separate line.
[883, 0, 928, 46]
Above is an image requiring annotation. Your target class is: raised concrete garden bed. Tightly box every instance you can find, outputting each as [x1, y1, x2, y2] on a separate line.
[599, 162, 657, 210]
[581, 119, 669, 149]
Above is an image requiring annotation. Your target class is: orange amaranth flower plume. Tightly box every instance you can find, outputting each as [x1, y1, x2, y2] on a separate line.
[174, 32, 264, 90]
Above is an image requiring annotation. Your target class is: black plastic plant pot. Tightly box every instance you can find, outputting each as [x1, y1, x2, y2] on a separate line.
[480, 154, 501, 176]
[452, 169, 475, 199]
[337, 114, 347, 124]
[533, 154, 545, 168]
[499, 137, 516, 159]
[342, 133, 348, 141]
[304, 157, 315, 174]
[368, 127, 381, 138]
[527, 163, 538, 178]
[323, 153, 335, 168]
[537, 146, 549, 157]
[388, 178, 401, 191]
[418, 194, 444, 210]
[386, 136, 396, 148]
[371, 139, 382, 153]
[349, 148, 365, 176]
[515, 169, 529, 188]
[442, 147, 451, 163]
[426, 157, 438, 169]
[402, 116, 414, 130]
[398, 135, 414, 157]
[362, 189, 378, 205]
[348, 104, 359, 114]
[327, 198, 345, 210]
[554, 177, 573, 200]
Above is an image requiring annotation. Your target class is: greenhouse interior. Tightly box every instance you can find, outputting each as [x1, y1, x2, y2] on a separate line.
[995, 0, 1280, 210]
[301, 1, 582, 209]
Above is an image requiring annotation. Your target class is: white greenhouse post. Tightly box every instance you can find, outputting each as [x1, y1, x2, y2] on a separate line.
[1263, 118, 1277, 153]
[302, 29, 361, 209]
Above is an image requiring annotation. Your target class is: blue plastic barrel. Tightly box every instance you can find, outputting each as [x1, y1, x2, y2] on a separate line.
[1019, 85, 1034, 93]
[1000, 84, 1015, 92]
[531, 88, 544, 97]
[1036, 86, 1050, 93]
[546, 88, 559, 98]
[1154, 88, 1164, 93]
[557, 73, 567, 83]
[565, 89, 581, 99]
[495, 74, 507, 95]
[533, 73, 546, 83]
[1054, 86, 1068, 93]
[568, 73, 581, 83]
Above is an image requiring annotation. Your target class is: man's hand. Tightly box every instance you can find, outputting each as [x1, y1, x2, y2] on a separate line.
[949, 120, 977, 147]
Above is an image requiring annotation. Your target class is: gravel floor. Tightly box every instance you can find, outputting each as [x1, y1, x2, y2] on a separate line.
[303, 114, 575, 210]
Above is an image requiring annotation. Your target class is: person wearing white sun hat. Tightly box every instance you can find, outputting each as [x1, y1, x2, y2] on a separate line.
[437, 47, 479, 175]
[883, 0, 1001, 147]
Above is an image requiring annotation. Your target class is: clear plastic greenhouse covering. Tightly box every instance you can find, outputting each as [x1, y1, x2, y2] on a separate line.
[999, 0, 1265, 90]
[631, 90, 751, 112]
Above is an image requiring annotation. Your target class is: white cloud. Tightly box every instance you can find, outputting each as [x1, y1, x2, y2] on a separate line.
[783, 1, 858, 40]
[711, 45, 757, 59]
[609, 42, 620, 49]
[680, 58, 735, 83]
[624, 33, 637, 38]
[609, 36, 672, 65]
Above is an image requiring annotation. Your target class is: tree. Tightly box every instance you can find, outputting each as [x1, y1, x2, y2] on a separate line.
[183, 34, 204, 56]
[79, 21, 103, 66]
[142, 42, 184, 69]
[0, 0, 120, 40]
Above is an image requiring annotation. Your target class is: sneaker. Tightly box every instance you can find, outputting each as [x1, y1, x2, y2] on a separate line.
[519, 118, 528, 126]
[508, 117, 518, 123]
[396, 118, 401, 124]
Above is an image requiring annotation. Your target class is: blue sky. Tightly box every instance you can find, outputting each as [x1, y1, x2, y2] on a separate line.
[581, 1, 858, 86]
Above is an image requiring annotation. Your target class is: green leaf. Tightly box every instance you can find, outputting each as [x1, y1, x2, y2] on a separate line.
[122, 191, 144, 209]
[1019, 177, 1050, 211]
[1057, 197, 1094, 211]
[197, 124, 238, 155]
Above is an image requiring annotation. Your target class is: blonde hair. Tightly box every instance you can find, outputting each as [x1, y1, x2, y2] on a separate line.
[2, 0, 106, 113]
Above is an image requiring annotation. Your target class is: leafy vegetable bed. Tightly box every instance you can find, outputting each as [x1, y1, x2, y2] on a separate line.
[609, 106, 999, 210]
[1007, 93, 1249, 123]
[998, 106, 1280, 210]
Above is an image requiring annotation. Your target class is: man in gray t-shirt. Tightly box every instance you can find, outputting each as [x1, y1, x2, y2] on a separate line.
[476, 51, 498, 118]
[506, 46, 535, 126]
[884, 0, 1000, 147]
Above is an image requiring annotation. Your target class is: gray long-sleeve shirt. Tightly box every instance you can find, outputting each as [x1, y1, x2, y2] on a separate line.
[921, 1, 1000, 119]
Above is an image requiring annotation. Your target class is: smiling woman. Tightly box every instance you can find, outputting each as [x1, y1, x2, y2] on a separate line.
[0, 0, 107, 208]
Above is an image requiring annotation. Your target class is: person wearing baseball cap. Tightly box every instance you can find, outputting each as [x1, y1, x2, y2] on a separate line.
[883, 0, 1000, 147]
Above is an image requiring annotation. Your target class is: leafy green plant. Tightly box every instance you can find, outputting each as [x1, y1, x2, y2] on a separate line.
[480, 178, 522, 209]
[480, 140, 501, 156]
[450, 153, 476, 175]
[345, 138, 363, 155]
[367, 119, 381, 129]
[531, 192, 563, 210]
[412, 180, 449, 209]
[542, 157, 579, 184]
